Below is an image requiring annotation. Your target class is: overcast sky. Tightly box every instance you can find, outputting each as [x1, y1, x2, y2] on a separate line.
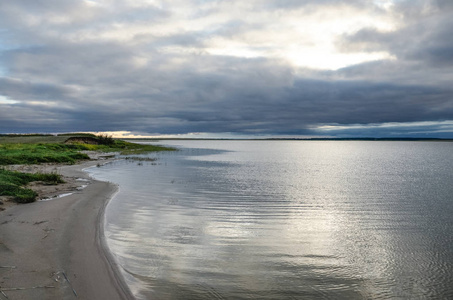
[1, 0, 453, 138]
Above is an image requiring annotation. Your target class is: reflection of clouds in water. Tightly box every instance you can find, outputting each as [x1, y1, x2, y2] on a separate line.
[92, 141, 453, 299]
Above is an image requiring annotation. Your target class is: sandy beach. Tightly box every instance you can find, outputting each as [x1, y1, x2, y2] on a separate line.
[0, 157, 133, 299]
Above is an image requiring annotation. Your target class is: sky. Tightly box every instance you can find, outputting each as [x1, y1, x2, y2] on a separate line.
[1, 0, 453, 138]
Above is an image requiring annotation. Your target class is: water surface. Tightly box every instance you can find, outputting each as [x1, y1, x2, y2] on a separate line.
[88, 141, 453, 299]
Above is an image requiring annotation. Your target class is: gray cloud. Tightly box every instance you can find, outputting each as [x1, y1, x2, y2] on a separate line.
[340, 0, 453, 66]
[1, 0, 453, 137]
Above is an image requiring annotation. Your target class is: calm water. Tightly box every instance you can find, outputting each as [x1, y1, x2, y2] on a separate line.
[88, 141, 453, 299]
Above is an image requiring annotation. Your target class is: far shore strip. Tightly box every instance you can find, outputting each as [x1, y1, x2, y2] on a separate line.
[0, 157, 134, 300]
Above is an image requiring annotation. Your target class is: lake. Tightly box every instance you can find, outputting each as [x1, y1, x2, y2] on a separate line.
[88, 140, 453, 299]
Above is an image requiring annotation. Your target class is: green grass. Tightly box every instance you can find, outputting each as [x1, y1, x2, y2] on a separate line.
[0, 169, 64, 203]
[0, 143, 91, 165]
[0, 134, 71, 144]
[65, 139, 175, 154]
[0, 134, 175, 202]
[104, 140, 175, 154]
[0, 134, 175, 165]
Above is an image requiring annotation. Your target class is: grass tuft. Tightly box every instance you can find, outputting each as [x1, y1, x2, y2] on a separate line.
[0, 169, 65, 203]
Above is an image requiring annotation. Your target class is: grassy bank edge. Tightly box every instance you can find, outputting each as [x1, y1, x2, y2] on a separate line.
[0, 169, 64, 203]
[0, 134, 176, 203]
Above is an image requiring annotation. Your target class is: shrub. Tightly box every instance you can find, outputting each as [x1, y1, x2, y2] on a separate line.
[96, 134, 115, 146]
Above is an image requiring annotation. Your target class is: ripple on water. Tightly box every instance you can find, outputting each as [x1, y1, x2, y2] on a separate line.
[88, 141, 453, 299]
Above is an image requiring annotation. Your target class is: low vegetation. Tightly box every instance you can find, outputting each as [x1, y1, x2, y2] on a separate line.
[0, 133, 174, 165]
[0, 143, 90, 165]
[0, 133, 175, 203]
[65, 137, 174, 154]
[0, 169, 64, 203]
[102, 139, 174, 154]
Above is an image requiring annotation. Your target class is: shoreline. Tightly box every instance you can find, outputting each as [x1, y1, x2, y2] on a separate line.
[0, 158, 134, 299]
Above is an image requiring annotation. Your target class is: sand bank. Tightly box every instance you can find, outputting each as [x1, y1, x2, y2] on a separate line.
[0, 158, 133, 299]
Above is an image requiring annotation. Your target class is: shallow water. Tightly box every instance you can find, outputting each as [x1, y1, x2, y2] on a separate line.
[88, 141, 453, 299]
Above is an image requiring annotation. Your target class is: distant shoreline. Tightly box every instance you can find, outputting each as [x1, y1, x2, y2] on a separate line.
[123, 137, 453, 142]
[1, 133, 451, 142]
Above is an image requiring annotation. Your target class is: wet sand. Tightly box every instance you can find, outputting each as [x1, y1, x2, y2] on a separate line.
[0, 158, 133, 299]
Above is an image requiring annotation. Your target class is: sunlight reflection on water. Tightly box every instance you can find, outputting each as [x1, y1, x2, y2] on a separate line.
[88, 141, 453, 299]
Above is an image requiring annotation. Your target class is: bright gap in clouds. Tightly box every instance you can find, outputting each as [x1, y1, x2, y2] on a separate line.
[77, 1, 398, 71]
[206, 42, 394, 70]
[0, 96, 19, 104]
[283, 49, 393, 70]
[315, 121, 453, 136]
[203, 4, 397, 70]
[207, 46, 393, 70]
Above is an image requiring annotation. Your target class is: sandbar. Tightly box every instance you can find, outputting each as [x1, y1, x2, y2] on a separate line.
[0, 158, 133, 299]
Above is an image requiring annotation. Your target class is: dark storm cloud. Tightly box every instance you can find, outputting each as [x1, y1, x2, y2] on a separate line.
[156, 78, 453, 134]
[1, 0, 453, 137]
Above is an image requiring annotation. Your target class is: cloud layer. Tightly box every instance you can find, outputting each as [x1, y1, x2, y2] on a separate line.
[1, 0, 453, 137]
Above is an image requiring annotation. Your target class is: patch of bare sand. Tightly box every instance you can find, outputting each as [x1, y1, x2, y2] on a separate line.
[0, 155, 133, 299]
